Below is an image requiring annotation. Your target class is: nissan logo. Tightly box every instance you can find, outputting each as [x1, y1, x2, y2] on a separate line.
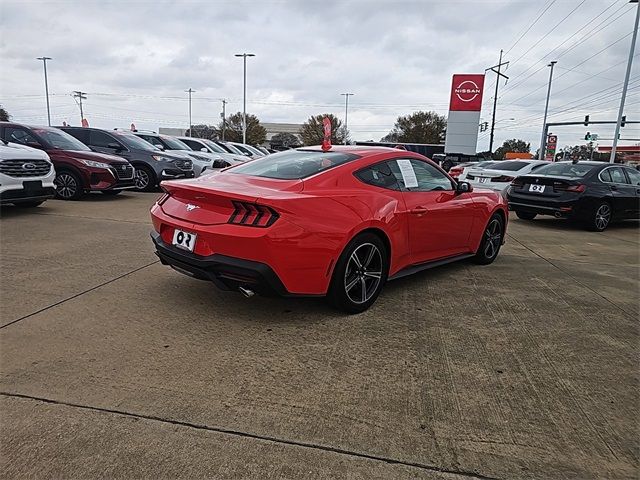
[22, 163, 36, 170]
[454, 80, 481, 102]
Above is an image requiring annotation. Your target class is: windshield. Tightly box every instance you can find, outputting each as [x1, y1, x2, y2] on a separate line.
[229, 149, 359, 179]
[161, 136, 191, 150]
[534, 162, 596, 178]
[33, 128, 91, 151]
[113, 131, 160, 151]
[222, 143, 245, 155]
[202, 139, 227, 154]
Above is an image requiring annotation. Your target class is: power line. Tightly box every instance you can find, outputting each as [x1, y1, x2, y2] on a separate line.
[504, 0, 557, 55]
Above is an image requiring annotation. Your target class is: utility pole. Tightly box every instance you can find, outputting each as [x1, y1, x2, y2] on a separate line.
[36, 57, 52, 126]
[185, 88, 195, 137]
[610, 0, 639, 163]
[220, 99, 227, 141]
[235, 53, 255, 144]
[485, 49, 509, 154]
[72, 91, 87, 123]
[539, 60, 557, 160]
[340, 93, 354, 145]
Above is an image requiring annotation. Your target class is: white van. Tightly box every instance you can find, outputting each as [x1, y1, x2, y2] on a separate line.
[0, 141, 56, 207]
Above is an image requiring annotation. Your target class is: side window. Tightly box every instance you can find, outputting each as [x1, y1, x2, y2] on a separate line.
[5, 127, 40, 147]
[182, 139, 202, 150]
[90, 130, 120, 148]
[600, 169, 612, 183]
[531, 163, 547, 171]
[625, 168, 640, 185]
[610, 167, 629, 184]
[64, 128, 89, 144]
[392, 159, 453, 192]
[354, 161, 400, 190]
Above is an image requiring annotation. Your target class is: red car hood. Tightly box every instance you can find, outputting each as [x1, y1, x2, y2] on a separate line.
[47, 149, 126, 164]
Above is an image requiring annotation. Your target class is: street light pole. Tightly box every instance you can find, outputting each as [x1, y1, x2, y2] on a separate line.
[539, 60, 557, 160]
[235, 53, 255, 144]
[185, 88, 195, 137]
[340, 93, 354, 145]
[220, 99, 227, 141]
[36, 57, 52, 126]
[610, 0, 639, 163]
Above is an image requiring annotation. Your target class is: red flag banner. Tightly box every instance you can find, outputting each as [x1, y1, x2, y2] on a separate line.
[81, 118, 89, 127]
[322, 117, 332, 151]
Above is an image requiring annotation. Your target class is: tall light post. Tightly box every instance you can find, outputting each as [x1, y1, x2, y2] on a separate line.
[610, 0, 639, 163]
[36, 57, 52, 126]
[341, 93, 354, 145]
[539, 60, 557, 160]
[235, 53, 255, 144]
[185, 88, 195, 137]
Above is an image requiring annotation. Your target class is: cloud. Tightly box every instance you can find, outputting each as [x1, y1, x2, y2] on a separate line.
[1, 0, 637, 149]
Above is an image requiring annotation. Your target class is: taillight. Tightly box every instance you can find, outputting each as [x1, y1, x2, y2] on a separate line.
[511, 178, 524, 187]
[493, 175, 515, 182]
[157, 193, 170, 206]
[229, 201, 279, 227]
[554, 183, 586, 193]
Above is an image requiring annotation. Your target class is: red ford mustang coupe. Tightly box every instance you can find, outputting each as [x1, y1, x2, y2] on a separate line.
[150, 146, 508, 312]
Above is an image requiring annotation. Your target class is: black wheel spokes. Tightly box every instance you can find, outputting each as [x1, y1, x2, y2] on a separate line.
[595, 205, 610, 230]
[344, 243, 382, 304]
[484, 219, 501, 259]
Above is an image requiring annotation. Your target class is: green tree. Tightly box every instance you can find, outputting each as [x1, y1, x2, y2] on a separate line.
[0, 105, 10, 122]
[381, 111, 446, 144]
[299, 114, 347, 146]
[270, 132, 300, 148]
[218, 112, 267, 145]
[493, 138, 530, 160]
[190, 124, 218, 140]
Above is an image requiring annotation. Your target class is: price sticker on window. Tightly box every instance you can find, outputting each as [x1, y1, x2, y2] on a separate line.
[396, 160, 418, 188]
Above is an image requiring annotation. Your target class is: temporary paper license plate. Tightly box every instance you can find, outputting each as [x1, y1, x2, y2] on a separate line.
[529, 184, 545, 193]
[172, 229, 197, 252]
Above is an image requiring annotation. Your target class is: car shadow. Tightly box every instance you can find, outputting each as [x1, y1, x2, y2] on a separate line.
[517, 216, 640, 232]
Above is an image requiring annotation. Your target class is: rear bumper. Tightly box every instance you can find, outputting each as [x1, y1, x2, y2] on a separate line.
[151, 231, 306, 297]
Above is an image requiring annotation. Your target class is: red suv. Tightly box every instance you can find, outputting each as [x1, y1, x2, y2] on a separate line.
[0, 123, 136, 199]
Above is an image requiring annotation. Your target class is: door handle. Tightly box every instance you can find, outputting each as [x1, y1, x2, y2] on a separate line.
[611, 185, 617, 191]
[410, 206, 429, 215]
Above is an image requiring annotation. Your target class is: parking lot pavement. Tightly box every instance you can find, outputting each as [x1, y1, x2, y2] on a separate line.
[1, 194, 638, 479]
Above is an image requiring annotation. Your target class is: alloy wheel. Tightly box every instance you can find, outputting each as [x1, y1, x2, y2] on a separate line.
[135, 169, 150, 190]
[344, 242, 383, 304]
[595, 204, 611, 230]
[55, 173, 78, 199]
[483, 218, 502, 259]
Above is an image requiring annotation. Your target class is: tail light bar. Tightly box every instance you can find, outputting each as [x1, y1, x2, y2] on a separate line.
[511, 178, 524, 187]
[493, 175, 515, 183]
[229, 201, 279, 227]
[554, 183, 586, 193]
[157, 193, 170, 206]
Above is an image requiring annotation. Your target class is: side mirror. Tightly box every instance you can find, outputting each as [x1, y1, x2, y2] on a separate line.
[200, 148, 208, 152]
[156, 145, 165, 151]
[456, 181, 473, 193]
[107, 142, 122, 151]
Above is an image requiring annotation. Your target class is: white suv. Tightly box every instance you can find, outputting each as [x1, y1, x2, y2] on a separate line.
[0, 141, 56, 207]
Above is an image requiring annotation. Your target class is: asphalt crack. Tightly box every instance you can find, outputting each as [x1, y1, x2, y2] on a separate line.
[0, 391, 500, 480]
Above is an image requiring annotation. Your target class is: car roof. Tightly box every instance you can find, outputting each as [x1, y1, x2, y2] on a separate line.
[299, 145, 412, 156]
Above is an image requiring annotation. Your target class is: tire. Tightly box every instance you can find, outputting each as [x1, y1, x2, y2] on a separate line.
[101, 190, 121, 196]
[473, 214, 504, 265]
[586, 201, 611, 232]
[14, 201, 45, 208]
[134, 165, 157, 192]
[327, 232, 389, 314]
[515, 210, 537, 220]
[55, 170, 84, 200]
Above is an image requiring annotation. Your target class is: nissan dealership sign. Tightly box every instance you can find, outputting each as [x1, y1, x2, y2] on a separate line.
[444, 74, 486, 155]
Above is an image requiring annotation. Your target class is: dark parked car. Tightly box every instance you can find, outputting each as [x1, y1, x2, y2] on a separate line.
[0, 122, 135, 200]
[506, 161, 640, 231]
[60, 127, 193, 191]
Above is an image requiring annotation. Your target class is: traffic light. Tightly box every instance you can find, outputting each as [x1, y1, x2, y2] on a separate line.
[621, 115, 626, 127]
[584, 115, 589, 126]
[584, 132, 590, 140]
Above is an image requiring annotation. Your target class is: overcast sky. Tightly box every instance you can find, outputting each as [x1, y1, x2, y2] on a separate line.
[1, 0, 638, 151]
